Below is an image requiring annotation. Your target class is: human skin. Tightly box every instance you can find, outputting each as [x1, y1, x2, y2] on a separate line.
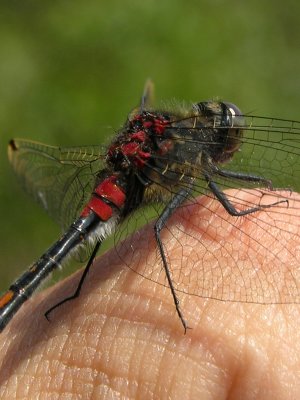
[0, 191, 299, 399]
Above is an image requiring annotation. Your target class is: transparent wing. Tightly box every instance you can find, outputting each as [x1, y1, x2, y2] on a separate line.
[8, 139, 106, 229]
[195, 115, 300, 211]
[8, 112, 300, 307]
[225, 115, 300, 190]
[114, 114, 300, 306]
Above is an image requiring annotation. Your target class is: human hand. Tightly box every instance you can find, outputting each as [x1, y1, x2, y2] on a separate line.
[0, 191, 299, 399]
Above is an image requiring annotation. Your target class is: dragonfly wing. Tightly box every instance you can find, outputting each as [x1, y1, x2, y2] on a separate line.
[228, 116, 300, 190]
[8, 139, 106, 228]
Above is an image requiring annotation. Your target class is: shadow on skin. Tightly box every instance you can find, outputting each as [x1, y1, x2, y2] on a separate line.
[0, 190, 299, 399]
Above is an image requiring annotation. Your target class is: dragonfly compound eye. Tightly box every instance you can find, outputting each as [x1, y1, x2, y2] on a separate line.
[222, 102, 244, 128]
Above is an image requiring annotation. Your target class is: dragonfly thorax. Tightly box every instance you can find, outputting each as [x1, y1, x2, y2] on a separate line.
[107, 111, 170, 171]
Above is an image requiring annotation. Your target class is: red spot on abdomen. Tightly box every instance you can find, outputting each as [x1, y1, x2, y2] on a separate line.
[81, 175, 126, 221]
[94, 176, 126, 207]
[81, 197, 113, 220]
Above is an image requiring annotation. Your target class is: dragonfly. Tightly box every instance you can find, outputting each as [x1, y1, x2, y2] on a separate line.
[0, 80, 299, 333]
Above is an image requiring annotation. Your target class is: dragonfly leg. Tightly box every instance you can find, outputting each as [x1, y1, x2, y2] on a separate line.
[45, 241, 101, 321]
[205, 173, 288, 216]
[214, 167, 273, 188]
[154, 185, 194, 333]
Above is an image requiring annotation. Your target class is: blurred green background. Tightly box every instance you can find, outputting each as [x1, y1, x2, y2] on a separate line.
[0, 0, 299, 291]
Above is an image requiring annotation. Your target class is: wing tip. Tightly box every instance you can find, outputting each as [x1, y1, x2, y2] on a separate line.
[140, 78, 155, 111]
[8, 139, 17, 150]
[8, 139, 19, 162]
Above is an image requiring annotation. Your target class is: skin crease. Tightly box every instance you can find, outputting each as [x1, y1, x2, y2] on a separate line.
[0, 191, 299, 399]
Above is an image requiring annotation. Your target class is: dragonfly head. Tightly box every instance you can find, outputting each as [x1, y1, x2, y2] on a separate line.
[196, 100, 245, 163]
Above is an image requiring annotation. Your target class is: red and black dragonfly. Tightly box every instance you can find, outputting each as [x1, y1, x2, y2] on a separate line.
[1, 81, 299, 332]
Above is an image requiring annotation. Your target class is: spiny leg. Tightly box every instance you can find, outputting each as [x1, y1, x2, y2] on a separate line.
[154, 185, 194, 333]
[45, 241, 101, 320]
[205, 171, 288, 216]
[214, 167, 273, 188]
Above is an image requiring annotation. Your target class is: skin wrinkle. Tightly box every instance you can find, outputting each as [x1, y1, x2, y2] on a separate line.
[137, 328, 159, 381]
[157, 338, 177, 395]
[97, 336, 138, 397]
[196, 304, 261, 395]
[52, 337, 94, 395]
[53, 336, 73, 394]
[228, 309, 284, 398]
[107, 276, 163, 331]
[114, 331, 136, 377]
[137, 336, 159, 395]
[176, 343, 202, 396]
[101, 324, 135, 379]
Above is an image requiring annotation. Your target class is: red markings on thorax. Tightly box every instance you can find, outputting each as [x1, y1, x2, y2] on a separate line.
[108, 112, 169, 168]
[82, 113, 169, 221]
[133, 114, 168, 135]
[120, 142, 151, 168]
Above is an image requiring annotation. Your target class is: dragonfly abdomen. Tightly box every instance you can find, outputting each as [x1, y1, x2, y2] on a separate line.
[0, 178, 124, 332]
[81, 175, 126, 220]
